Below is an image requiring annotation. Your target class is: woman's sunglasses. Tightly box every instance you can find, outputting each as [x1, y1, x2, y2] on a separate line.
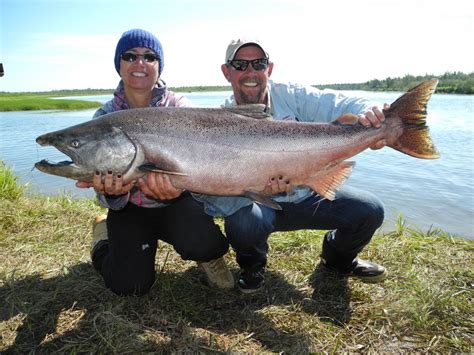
[228, 58, 269, 71]
[120, 52, 159, 63]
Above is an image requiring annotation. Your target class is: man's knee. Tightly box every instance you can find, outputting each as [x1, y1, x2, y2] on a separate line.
[363, 196, 385, 231]
[347, 191, 385, 232]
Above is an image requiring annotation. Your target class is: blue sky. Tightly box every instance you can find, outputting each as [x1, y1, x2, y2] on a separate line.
[1, 0, 473, 92]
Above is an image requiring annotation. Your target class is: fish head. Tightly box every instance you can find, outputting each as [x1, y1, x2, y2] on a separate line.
[35, 123, 137, 182]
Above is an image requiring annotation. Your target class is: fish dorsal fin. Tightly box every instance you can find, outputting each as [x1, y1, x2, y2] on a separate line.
[224, 104, 272, 120]
[244, 190, 282, 210]
[307, 161, 355, 201]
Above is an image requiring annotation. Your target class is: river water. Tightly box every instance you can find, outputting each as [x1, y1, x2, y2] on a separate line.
[1, 90, 473, 238]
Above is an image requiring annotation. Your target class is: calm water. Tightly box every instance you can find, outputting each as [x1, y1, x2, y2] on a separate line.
[1, 91, 473, 238]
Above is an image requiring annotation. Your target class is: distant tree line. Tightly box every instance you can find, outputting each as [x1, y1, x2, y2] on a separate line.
[37, 88, 114, 96]
[314, 72, 474, 94]
[171, 85, 231, 93]
[2, 72, 472, 95]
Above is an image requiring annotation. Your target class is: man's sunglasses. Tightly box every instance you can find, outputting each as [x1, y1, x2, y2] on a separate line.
[120, 52, 159, 63]
[228, 58, 269, 71]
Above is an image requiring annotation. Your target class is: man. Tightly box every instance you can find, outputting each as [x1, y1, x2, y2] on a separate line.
[194, 38, 387, 293]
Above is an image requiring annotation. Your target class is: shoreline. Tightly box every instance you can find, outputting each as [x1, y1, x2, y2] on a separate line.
[0, 87, 233, 111]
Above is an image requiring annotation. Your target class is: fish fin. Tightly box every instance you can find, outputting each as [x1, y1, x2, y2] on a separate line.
[386, 80, 440, 159]
[307, 161, 355, 201]
[224, 104, 272, 120]
[244, 190, 282, 210]
[138, 164, 188, 176]
[331, 113, 360, 126]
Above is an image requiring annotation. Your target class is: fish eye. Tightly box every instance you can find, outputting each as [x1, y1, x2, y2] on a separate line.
[71, 139, 81, 148]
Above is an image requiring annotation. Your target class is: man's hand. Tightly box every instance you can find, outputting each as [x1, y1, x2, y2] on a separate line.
[358, 103, 390, 128]
[358, 103, 390, 150]
[137, 172, 184, 200]
[261, 175, 293, 196]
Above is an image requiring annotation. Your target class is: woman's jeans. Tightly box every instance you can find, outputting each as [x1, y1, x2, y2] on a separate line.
[92, 193, 229, 296]
[224, 186, 384, 272]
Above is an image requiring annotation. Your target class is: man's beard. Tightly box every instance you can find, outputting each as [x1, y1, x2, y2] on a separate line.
[240, 89, 265, 104]
[238, 78, 266, 104]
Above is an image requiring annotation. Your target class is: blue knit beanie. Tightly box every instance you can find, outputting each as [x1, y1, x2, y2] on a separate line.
[114, 29, 164, 75]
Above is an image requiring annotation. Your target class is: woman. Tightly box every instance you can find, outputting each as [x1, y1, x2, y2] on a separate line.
[78, 29, 233, 295]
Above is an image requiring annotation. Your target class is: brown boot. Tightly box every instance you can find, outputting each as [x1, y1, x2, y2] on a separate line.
[198, 257, 234, 289]
[91, 214, 108, 259]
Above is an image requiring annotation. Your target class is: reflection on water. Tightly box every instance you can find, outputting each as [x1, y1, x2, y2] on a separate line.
[1, 91, 473, 238]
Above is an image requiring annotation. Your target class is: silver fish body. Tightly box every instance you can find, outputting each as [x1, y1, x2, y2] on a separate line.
[35, 80, 440, 204]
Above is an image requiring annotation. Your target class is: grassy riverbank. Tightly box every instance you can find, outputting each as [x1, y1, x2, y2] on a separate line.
[1, 162, 472, 353]
[0, 87, 232, 111]
[0, 93, 102, 111]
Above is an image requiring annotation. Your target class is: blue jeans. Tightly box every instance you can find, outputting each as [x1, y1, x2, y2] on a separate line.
[224, 186, 384, 272]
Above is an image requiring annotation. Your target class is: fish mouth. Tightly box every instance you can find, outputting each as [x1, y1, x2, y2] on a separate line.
[34, 158, 90, 181]
[35, 159, 76, 170]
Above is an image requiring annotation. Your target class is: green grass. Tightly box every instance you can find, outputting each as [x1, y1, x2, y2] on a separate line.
[0, 161, 29, 200]
[1, 163, 473, 353]
[0, 87, 232, 111]
[0, 93, 102, 111]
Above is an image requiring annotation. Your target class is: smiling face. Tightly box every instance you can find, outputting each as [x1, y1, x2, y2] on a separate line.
[119, 47, 160, 93]
[221, 45, 274, 105]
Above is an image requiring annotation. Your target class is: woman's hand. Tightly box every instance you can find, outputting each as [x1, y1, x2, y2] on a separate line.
[261, 175, 293, 196]
[76, 170, 135, 196]
[137, 172, 184, 200]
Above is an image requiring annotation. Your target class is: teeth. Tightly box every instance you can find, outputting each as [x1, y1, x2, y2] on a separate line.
[243, 82, 258, 87]
[131, 72, 146, 77]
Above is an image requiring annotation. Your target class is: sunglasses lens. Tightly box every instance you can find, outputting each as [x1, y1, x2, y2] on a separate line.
[143, 54, 158, 62]
[121, 53, 158, 63]
[252, 59, 268, 71]
[230, 60, 248, 71]
[229, 59, 268, 71]
[121, 53, 137, 62]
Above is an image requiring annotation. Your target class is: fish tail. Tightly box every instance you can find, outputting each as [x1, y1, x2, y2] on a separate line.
[386, 79, 440, 159]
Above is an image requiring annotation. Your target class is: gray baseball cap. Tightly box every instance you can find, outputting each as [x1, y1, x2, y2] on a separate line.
[225, 38, 269, 63]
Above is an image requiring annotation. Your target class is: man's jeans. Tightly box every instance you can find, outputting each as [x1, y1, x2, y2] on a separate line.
[224, 186, 384, 271]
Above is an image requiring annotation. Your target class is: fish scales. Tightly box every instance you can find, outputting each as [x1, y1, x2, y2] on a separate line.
[35, 80, 440, 205]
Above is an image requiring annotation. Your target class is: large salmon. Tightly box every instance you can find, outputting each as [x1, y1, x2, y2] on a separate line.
[35, 80, 440, 207]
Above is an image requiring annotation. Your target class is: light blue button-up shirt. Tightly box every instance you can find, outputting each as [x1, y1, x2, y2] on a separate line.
[192, 80, 372, 217]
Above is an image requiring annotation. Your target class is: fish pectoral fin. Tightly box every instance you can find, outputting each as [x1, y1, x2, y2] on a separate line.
[138, 164, 188, 176]
[307, 161, 355, 201]
[244, 190, 282, 210]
